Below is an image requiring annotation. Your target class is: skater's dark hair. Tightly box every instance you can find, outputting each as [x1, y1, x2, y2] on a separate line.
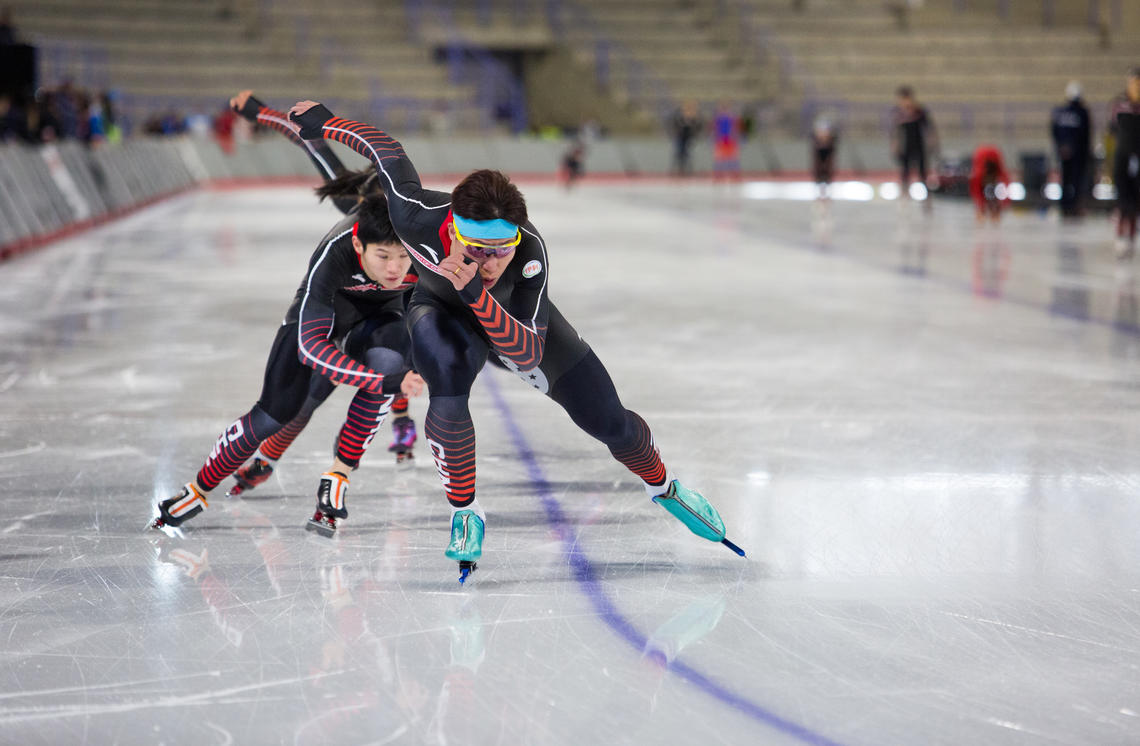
[896, 85, 914, 99]
[315, 167, 380, 203]
[983, 160, 1000, 182]
[354, 195, 398, 246]
[1130, 66, 1140, 79]
[451, 169, 528, 226]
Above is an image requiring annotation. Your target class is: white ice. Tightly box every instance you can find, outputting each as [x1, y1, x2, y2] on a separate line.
[0, 183, 1138, 745]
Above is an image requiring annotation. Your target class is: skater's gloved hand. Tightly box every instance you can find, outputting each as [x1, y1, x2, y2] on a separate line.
[230, 90, 262, 121]
[400, 371, 425, 398]
[289, 101, 334, 139]
[437, 253, 481, 296]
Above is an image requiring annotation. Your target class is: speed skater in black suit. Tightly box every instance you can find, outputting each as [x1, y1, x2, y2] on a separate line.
[151, 194, 425, 536]
[222, 91, 421, 501]
[288, 99, 745, 581]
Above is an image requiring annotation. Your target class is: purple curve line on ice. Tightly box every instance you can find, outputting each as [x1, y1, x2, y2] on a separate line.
[485, 376, 845, 746]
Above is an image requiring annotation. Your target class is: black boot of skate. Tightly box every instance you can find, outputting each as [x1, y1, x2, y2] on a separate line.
[305, 471, 348, 537]
[151, 483, 209, 531]
[227, 457, 274, 496]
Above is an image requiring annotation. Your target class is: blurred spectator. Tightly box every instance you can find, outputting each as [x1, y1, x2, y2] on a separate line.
[560, 132, 585, 190]
[83, 91, 107, 147]
[1108, 67, 1140, 259]
[1051, 81, 1091, 218]
[99, 91, 122, 143]
[144, 110, 186, 136]
[739, 104, 757, 141]
[0, 6, 17, 46]
[968, 145, 1010, 223]
[32, 88, 61, 142]
[890, 86, 939, 203]
[53, 79, 81, 139]
[670, 99, 702, 176]
[712, 102, 741, 182]
[0, 93, 28, 141]
[213, 103, 236, 153]
[811, 115, 838, 191]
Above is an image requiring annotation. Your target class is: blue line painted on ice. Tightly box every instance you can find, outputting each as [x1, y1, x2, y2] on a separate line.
[485, 376, 845, 746]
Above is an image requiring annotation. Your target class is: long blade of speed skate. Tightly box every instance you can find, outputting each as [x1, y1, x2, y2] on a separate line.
[721, 537, 746, 557]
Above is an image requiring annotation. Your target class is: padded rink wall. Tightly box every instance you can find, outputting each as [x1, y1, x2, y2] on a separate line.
[0, 135, 336, 260]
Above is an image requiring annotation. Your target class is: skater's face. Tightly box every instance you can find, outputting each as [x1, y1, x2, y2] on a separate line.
[352, 237, 411, 289]
[1129, 76, 1140, 101]
[448, 222, 517, 289]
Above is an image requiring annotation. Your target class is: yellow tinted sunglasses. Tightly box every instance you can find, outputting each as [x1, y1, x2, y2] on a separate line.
[453, 226, 521, 257]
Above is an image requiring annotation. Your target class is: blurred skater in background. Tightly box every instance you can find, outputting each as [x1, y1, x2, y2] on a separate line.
[891, 86, 939, 209]
[1051, 81, 1091, 219]
[968, 145, 1010, 224]
[1108, 68, 1140, 259]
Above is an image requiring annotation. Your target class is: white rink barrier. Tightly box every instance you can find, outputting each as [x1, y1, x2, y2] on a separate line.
[0, 138, 197, 257]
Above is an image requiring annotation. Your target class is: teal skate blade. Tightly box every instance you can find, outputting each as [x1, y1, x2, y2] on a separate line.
[653, 486, 725, 542]
[445, 511, 484, 562]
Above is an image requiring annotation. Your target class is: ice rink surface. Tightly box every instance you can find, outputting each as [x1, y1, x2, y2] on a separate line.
[1, 182, 1139, 745]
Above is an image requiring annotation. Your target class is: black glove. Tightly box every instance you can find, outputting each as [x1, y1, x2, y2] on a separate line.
[290, 103, 335, 140]
[234, 94, 264, 122]
[456, 257, 484, 305]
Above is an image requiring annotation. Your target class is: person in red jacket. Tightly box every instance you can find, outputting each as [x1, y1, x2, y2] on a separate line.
[968, 145, 1010, 223]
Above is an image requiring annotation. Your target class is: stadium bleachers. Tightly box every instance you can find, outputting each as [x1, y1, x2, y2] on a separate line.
[5, 0, 1138, 139]
[9, 0, 486, 132]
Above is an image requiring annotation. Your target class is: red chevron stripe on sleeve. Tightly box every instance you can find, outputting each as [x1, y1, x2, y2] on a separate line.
[322, 117, 406, 166]
[298, 317, 385, 392]
[467, 288, 545, 371]
[256, 106, 305, 145]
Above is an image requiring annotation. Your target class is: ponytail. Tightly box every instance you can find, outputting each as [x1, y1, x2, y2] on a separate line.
[314, 168, 381, 202]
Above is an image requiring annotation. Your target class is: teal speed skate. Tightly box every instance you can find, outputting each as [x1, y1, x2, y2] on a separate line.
[445, 509, 484, 583]
[652, 480, 746, 557]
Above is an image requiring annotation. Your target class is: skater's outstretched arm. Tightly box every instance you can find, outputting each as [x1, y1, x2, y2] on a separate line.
[231, 91, 351, 191]
[289, 101, 448, 234]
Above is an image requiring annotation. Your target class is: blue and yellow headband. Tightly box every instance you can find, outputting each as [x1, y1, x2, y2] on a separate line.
[452, 214, 520, 241]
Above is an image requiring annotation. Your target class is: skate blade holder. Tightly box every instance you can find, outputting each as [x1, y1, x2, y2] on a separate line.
[305, 514, 337, 538]
[458, 561, 477, 584]
[148, 516, 186, 540]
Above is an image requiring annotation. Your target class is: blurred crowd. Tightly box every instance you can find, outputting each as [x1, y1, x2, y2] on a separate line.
[0, 80, 244, 147]
[0, 81, 123, 145]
